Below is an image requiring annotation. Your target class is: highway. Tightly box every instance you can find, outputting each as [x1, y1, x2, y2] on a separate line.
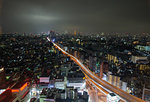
[47, 37, 145, 102]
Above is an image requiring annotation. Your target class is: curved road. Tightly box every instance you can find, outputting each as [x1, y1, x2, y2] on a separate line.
[47, 37, 145, 102]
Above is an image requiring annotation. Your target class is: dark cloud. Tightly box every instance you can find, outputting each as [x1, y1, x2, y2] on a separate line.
[0, 0, 3, 34]
[2, 0, 150, 33]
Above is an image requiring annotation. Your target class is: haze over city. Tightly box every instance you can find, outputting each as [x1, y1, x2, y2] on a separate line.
[1, 0, 150, 33]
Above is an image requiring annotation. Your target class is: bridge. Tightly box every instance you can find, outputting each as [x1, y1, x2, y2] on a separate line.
[47, 37, 145, 102]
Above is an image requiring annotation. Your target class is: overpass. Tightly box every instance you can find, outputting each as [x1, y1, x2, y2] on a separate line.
[47, 37, 145, 102]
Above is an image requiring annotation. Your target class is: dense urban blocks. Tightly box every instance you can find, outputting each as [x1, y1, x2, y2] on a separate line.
[0, 33, 150, 101]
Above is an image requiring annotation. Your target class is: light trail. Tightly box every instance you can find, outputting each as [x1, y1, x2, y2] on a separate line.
[47, 37, 145, 102]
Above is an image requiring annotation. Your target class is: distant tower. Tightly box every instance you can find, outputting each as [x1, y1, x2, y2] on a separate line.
[49, 30, 55, 38]
[74, 30, 77, 36]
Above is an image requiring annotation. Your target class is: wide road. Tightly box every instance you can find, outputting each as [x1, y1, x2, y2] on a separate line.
[47, 37, 145, 102]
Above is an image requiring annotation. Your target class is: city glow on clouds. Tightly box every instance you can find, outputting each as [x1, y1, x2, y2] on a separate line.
[2, 0, 150, 33]
[30, 14, 60, 21]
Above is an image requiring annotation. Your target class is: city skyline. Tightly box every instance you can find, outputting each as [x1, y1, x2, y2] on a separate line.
[0, 1, 150, 101]
[0, 33, 149, 101]
[1, 0, 150, 34]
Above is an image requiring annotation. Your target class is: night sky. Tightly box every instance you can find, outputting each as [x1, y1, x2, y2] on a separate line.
[1, 0, 150, 33]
